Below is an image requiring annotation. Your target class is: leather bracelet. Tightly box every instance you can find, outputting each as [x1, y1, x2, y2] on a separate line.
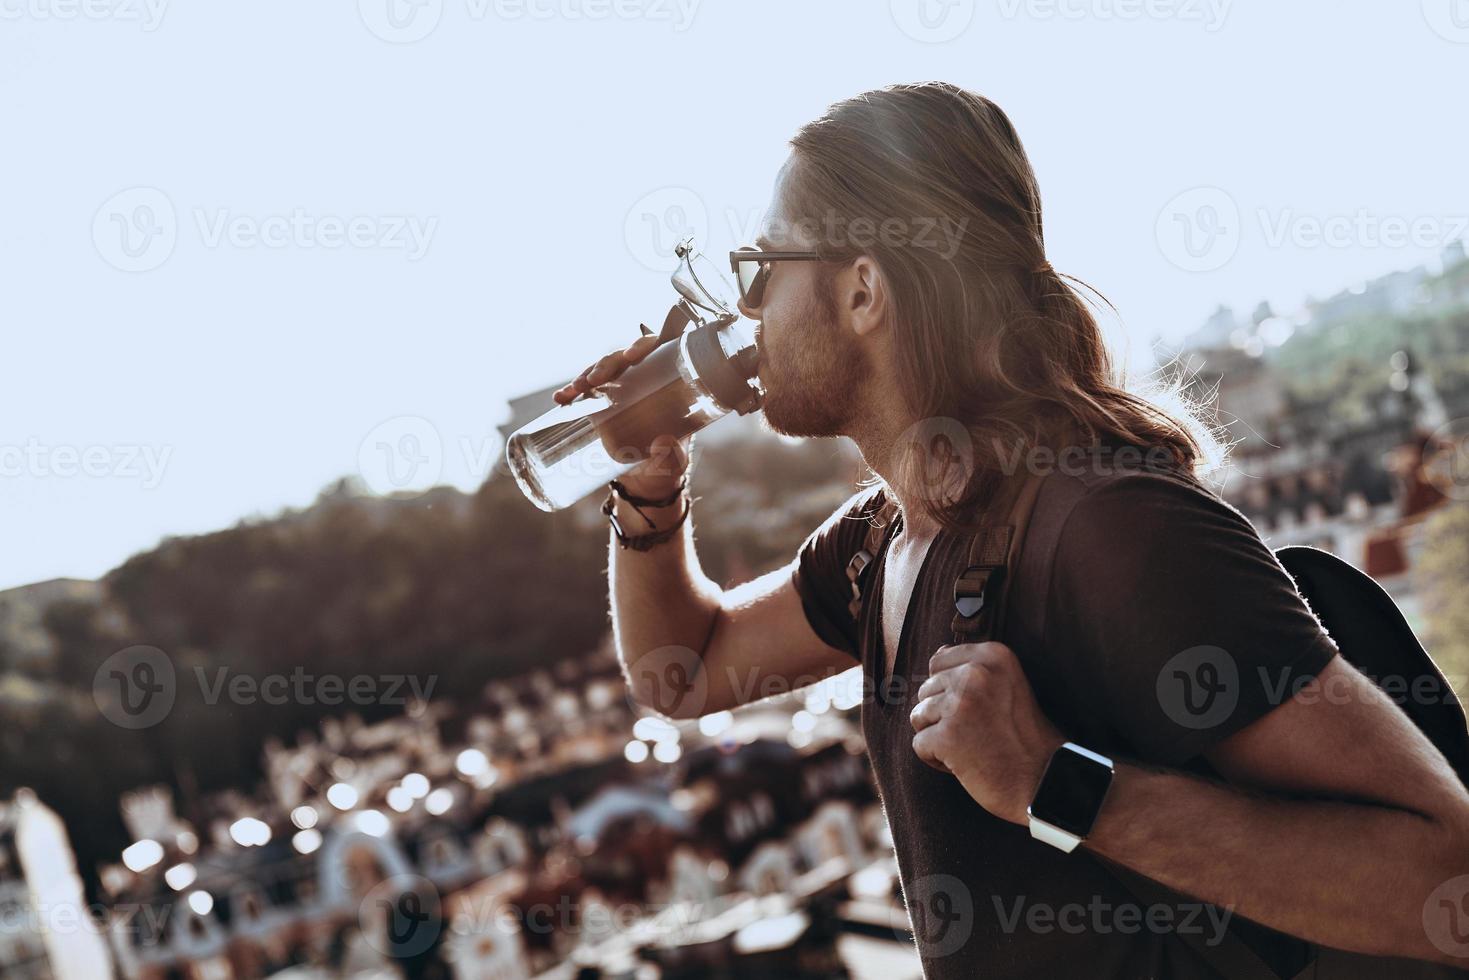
[603, 492, 692, 551]
[607, 476, 689, 530]
[609, 476, 688, 510]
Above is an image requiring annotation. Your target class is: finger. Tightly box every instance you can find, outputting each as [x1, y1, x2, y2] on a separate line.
[565, 363, 598, 397]
[929, 641, 1010, 675]
[928, 644, 979, 675]
[915, 673, 953, 703]
[623, 333, 662, 364]
[585, 351, 629, 387]
[909, 693, 948, 733]
[555, 372, 595, 402]
[911, 728, 953, 774]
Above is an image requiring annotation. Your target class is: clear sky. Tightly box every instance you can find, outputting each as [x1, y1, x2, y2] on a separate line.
[2, 0, 1465, 589]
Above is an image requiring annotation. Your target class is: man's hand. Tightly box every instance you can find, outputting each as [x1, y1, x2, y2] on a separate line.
[552, 331, 664, 406]
[909, 641, 1066, 825]
[552, 331, 690, 500]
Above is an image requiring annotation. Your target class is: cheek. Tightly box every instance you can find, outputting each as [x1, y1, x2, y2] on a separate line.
[762, 266, 816, 328]
[760, 287, 811, 349]
[755, 299, 791, 353]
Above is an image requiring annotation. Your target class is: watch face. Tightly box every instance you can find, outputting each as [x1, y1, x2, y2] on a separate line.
[1029, 745, 1114, 839]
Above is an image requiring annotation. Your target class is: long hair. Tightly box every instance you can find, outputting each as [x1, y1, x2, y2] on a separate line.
[787, 82, 1225, 530]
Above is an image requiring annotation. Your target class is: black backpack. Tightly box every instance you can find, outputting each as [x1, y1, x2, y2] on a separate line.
[848, 471, 1469, 979]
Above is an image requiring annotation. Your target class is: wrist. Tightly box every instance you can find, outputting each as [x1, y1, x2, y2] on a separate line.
[1025, 742, 1116, 848]
[610, 496, 684, 532]
[997, 734, 1066, 827]
[609, 475, 688, 528]
[603, 479, 692, 552]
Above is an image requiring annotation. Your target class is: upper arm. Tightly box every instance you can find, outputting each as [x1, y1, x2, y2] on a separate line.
[690, 487, 882, 716]
[695, 559, 860, 715]
[1048, 472, 1339, 766]
[1207, 655, 1469, 820]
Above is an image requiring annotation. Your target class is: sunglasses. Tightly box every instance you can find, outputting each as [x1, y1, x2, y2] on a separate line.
[728, 246, 824, 308]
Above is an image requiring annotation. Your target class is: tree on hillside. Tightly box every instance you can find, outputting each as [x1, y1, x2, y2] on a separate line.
[1418, 500, 1469, 700]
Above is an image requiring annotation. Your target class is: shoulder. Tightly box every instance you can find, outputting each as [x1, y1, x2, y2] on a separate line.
[1038, 450, 1324, 632]
[790, 484, 892, 660]
[809, 484, 891, 539]
[1035, 448, 1239, 545]
[1023, 449, 1285, 605]
[796, 484, 891, 564]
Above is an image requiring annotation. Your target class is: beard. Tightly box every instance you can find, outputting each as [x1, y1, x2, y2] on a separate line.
[758, 277, 872, 439]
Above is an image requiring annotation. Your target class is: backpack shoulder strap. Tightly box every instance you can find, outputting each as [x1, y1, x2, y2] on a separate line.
[951, 472, 1044, 645]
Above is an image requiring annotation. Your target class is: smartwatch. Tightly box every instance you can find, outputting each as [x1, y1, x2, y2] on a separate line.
[1027, 742, 1115, 853]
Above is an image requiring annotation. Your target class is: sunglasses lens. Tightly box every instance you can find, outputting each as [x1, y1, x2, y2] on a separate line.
[734, 248, 765, 306]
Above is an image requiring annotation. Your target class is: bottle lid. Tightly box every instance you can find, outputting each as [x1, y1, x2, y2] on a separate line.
[686, 320, 764, 415]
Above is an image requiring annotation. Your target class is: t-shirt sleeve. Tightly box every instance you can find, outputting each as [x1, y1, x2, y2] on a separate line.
[789, 487, 887, 661]
[1047, 472, 1340, 767]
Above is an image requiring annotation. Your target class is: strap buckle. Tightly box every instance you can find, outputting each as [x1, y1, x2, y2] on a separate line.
[846, 548, 875, 619]
[952, 524, 1012, 640]
[953, 565, 999, 619]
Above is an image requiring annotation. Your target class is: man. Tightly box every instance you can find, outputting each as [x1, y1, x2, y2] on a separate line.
[557, 82, 1469, 977]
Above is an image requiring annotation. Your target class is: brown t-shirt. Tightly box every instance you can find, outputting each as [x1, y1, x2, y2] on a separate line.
[792, 458, 1339, 979]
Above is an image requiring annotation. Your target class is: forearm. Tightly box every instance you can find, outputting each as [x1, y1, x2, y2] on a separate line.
[1084, 761, 1465, 964]
[608, 494, 723, 713]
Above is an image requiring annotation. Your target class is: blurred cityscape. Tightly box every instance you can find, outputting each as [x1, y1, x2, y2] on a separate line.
[3, 646, 904, 980]
[3, 241, 1469, 979]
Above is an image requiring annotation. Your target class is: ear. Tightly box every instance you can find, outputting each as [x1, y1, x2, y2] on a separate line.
[836, 255, 888, 338]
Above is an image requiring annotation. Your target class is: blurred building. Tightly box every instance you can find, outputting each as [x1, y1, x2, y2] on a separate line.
[86, 640, 904, 979]
[0, 790, 113, 980]
[0, 793, 53, 980]
[1304, 266, 1431, 334]
[1182, 246, 1469, 629]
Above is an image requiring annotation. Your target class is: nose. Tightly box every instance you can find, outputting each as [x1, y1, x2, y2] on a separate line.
[738, 293, 761, 321]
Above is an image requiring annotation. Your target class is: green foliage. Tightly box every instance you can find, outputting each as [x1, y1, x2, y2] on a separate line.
[1418, 502, 1469, 700]
[1268, 306, 1469, 410]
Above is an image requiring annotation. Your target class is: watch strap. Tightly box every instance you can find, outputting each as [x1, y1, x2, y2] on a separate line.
[1028, 816, 1083, 853]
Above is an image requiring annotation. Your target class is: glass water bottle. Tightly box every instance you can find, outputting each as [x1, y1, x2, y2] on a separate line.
[506, 241, 764, 512]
